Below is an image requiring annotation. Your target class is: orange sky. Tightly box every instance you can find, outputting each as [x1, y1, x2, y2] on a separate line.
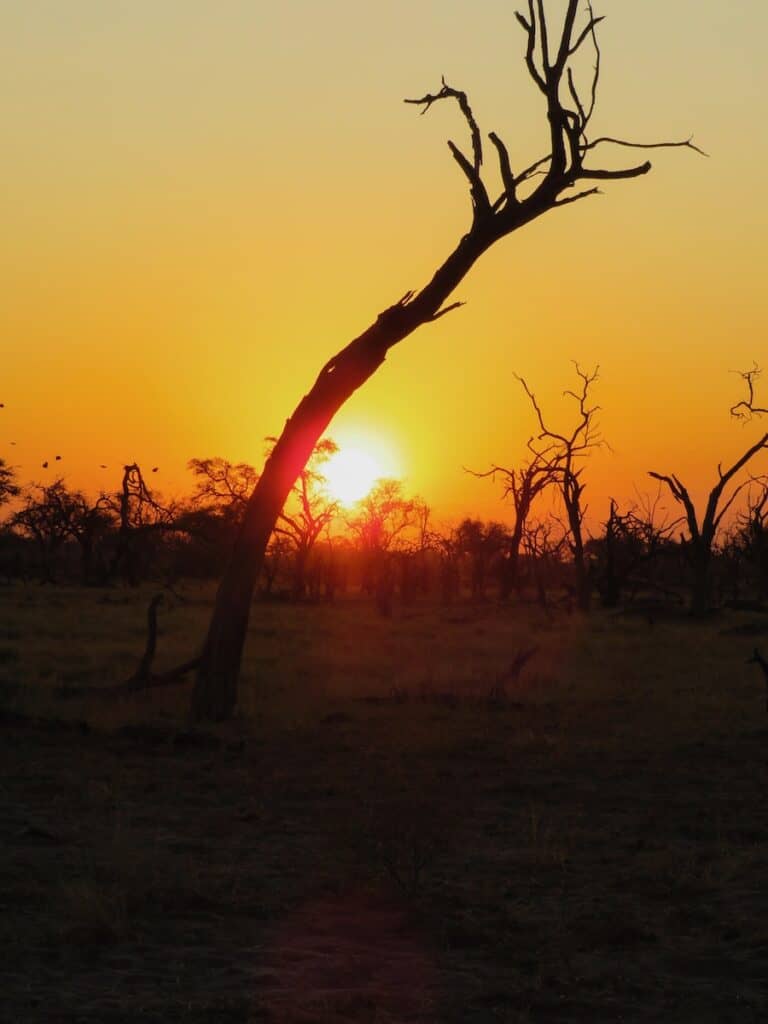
[2, 1, 767, 529]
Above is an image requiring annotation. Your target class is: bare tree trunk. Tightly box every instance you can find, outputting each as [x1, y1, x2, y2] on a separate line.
[501, 523, 524, 600]
[572, 535, 591, 612]
[191, 234, 492, 719]
[690, 548, 712, 617]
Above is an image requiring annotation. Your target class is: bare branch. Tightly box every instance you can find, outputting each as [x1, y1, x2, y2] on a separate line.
[405, 76, 492, 218]
[567, 67, 587, 129]
[569, 13, 605, 57]
[536, 0, 551, 70]
[515, 4, 547, 92]
[488, 131, 517, 205]
[553, 0, 582, 70]
[584, 2, 601, 125]
[554, 186, 601, 207]
[713, 480, 750, 533]
[579, 162, 651, 180]
[648, 470, 700, 541]
[584, 135, 709, 159]
[730, 363, 768, 420]
[428, 301, 465, 322]
[405, 76, 483, 171]
[447, 140, 492, 215]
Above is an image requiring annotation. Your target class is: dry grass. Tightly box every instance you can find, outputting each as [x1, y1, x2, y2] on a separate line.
[2, 582, 768, 1021]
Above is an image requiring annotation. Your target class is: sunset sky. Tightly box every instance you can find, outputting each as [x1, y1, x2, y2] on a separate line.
[2, 1, 767, 527]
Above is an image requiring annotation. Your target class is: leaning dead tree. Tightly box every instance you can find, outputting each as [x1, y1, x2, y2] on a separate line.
[192, 1, 702, 720]
[650, 368, 768, 616]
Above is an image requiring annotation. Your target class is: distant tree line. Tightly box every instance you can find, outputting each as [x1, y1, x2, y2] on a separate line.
[0, 366, 766, 617]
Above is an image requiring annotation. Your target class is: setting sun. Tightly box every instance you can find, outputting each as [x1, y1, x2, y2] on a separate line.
[323, 447, 383, 506]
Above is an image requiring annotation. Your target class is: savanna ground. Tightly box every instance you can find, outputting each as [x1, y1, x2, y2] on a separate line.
[1, 583, 768, 1023]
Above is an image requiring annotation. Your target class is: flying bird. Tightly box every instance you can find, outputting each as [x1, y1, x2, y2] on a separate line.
[152, 467, 159, 472]
[55, 455, 62, 461]
[99, 464, 108, 469]
[42, 461, 48, 469]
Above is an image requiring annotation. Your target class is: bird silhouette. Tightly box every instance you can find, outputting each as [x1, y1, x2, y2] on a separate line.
[55, 455, 62, 461]
[42, 461, 48, 469]
[99, 464, 108, 469]
[152, 467, 159, 473]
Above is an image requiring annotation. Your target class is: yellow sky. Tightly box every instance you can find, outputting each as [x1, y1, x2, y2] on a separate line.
[2, 1, 767, 528]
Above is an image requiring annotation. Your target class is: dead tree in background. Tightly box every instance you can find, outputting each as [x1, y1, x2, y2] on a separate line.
[739, 481, 768, 601]
[192, 1, 702, 720]
[108, 463, 173, 585]
[523, 516, 568, 611]
[472, 451, 559, 599]
[650, 369, 768, 616]
[517, 365, 601, 611]
[590, 491, 683, 608]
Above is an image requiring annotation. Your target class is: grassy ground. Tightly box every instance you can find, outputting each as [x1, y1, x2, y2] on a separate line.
[2, 582, 768, 1022]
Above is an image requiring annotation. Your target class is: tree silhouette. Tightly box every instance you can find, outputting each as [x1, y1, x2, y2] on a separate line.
[12, 481, 73, 583]
[347, 479, 416, 615]
[50, 486, 113, 584]
[108, 463, 174, 586]
[588, 495, 683, 609]
[0, 460, 20, 510]
[650, 369, 768, 615]
[188, 457, 259, 523]
[456, 518, 508, 601]
[472, 449, 560, 599]
[516, 364, 601, 611]
[269, 436, 339, 600]
[192, 1, 701, 719]
[522, 516, 569, 611]
[738, 482, 768, 601]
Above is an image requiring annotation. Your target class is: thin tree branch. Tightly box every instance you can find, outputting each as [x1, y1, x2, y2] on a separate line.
[428, 301, 465, 322]
[730, 363, 768, 420]
[579, 163, 652, 180]
[488, 131, 517, 205]
[584, 135, 709, 158]
[554, 186, 601, 207]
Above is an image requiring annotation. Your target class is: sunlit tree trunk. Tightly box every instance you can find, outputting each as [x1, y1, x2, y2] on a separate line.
[192, 233, 494, 719]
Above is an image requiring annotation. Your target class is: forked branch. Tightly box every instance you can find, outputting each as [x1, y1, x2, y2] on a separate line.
[731, 364, 768, 421]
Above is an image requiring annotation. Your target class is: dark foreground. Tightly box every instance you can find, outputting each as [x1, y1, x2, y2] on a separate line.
[1, 589, 768, 1022]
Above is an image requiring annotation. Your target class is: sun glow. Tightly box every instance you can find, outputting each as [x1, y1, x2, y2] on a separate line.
[323, 447, 385, 506]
